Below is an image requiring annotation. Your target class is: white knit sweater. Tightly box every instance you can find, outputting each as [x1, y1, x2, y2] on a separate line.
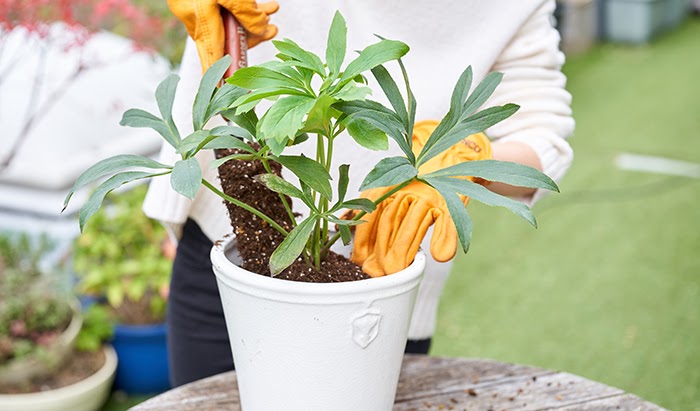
[143, 0, 574, 339]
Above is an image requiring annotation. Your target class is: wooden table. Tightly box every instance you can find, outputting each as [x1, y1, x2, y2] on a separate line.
[131, 355, 665, 410]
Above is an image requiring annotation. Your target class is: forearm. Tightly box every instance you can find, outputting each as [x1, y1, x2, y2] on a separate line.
[487, 140, 542, 198]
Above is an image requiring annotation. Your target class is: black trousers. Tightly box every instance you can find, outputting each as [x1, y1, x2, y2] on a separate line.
[168, 219, 431, 387]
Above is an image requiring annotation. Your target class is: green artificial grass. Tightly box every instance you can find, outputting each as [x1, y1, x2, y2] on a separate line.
[432, 18, 700, 411]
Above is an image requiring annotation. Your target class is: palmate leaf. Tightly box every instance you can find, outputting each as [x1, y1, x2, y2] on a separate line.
[326, 11, 347, 78]
[371, 64, 408, 127]
[120, 109, 179, 149]
[425, 178, 473, 254]
[63, 154, 170, 210]
[333, 100, 412, 160]
[259, 95, 316, 151]
[273, 38, 325, 75]
[397, 58, 417, 140]
[417, 69, 510, 167]
[337, 164, 350, 203]
[78, 171, 163, 231]
[155, 74, 180, 141]
[254, 173, 314, 209]
[341, 198, 376, 213]
[206, 83, 249, 122]
[274, 155, 333, 201]
[227, 66, 305, 92]
[343, 117, 388, 151]
[418, 104, 519, 166]
[360, 156, 417, 191]
[423, 176, 537, 227]
[269, 216, 317, 275]
[177, 130, 210, 156]
[337, 39, 409, 88]
[193, 56, 232, 130]
[462, 71, 504, 116]
[221, 109, 259, 139]
[171, 158, 202, 200]
[421, 159, 559, 192]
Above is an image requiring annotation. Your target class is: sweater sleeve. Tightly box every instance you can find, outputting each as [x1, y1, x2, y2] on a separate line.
[485, 0, 575, 205]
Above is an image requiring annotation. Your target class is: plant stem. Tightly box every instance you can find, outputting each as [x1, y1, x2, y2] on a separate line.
[201, 178, 289, 236]
[322, 179, 413, 252]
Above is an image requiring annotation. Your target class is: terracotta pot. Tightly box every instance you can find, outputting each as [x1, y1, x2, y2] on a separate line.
[210, 236, 425, 411]
[0, 345, 117, 411]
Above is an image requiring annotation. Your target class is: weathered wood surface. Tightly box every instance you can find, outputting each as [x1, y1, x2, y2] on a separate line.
[131, 355, 665, 411]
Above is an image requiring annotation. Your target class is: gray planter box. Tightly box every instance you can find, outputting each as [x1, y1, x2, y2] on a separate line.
[555, 0, 598, 55]
[664, 0, 690, 29]
[604, 0, 667, 43]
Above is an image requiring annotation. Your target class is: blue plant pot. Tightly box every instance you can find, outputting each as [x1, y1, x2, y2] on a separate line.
[112, 322, 170, 394]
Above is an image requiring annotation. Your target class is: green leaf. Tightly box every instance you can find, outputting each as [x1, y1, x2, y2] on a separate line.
[78, 171, 160, 231]
[221, 109, 259, 138]
[64, 154, 170, 210]
[337, 164, 350, 203]
[341, 198, 376, 213]
[171, 158, 202, 199]
[209, 153, 256, 169]
[269, 216, 317, 275]
[360, 156, 417, 190]
[304, 95, 339, 135]
[338, 224, 352, 245]
[227, 66, 303, 91]
[344, 117, 388, 151]
[254, 173, 313, 208]
[422, 159, 559, 192]
[275, 155, 333, 200]
[326, 11, 347, 78]
[424, 160, 559, 192]
[423, 176, 537, 227]
[333, 82, 371, 101]
[193, 56, 231, 130]
[203, 135, 256, 152]
[273, 38, 326, 75]
[177, 130, 211, 156]
[232, 87, 309, 113]
[259, 95, 316, 144]
[397, 58, 417, 139]
[120, 109, 179, 149]
[333, 100, 411, 160]
[418, 104, 519, 166]
[463, 71, 503, 116]
[427, 178, 473, 253]
[206, 83, 249, 121]
[326, 216, 364, 226]
[371, 64, 408, 126]
[155, 74, 180, 140]
[450, 66, 473, 113]
[338, 39, 409, 87]
[211, 125, 254, 141]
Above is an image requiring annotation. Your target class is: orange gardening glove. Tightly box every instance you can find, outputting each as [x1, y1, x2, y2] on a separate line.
[351, 120, 492, 277]
[167, 0, 279, 70]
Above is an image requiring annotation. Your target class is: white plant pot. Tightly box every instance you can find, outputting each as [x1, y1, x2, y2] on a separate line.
[211, 236, 426, 411]
[0, 345, 117, 411]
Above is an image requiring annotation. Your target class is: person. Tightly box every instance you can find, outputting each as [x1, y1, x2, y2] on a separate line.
[143, 0, 574, 387]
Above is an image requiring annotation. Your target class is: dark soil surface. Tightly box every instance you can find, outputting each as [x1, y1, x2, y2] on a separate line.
[215, 148, 368, 283]
[0, 349, 105, 394]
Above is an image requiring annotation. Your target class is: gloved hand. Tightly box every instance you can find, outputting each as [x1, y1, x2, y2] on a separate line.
[352, 120, 492, 277]
[167, 0, 279, 70]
